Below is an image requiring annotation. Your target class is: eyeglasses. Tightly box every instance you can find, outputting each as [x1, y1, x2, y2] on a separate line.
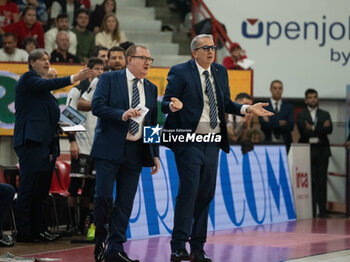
[194, 45, 217, 51]
[131, 55, 154, 64]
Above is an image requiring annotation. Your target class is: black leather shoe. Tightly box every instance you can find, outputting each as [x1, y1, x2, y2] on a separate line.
[39, 231, 57, 242]
[94, 241, 106, 262]
[105, 251, 140, 262]
[0, 234, 15, 247]
[190, 250, 212, 262]
[170, 249, 190, 261]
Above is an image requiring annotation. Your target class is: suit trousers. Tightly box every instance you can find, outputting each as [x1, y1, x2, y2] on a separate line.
[15, 141, 56, 237]
[94, 140, 143, 255]
[0, 184, 15, 229]
[310, 145, 329, 217]
[171, 142, 220, 252]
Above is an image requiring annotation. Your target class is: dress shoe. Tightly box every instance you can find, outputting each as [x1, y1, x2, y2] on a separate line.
[105, 251, 139, 262]
[0, 234, 15, 247]
[94, 241, 106, 262]
[318, 213, 331, 218]
[170, 249, 190, 261]
[39, 231, 57, 242]
[190, 250, 212, 262]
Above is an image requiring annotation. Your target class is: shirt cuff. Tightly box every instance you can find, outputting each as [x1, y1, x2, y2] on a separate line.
[169, 102, 176, 112]
[240, 105, 250, 114]
[70, 75, 75, 84]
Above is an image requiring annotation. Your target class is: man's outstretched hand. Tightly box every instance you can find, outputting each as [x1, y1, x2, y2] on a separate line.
[247, 103, 274, 117]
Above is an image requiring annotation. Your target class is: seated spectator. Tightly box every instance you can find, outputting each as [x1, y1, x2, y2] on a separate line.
[227, 92, 253, 144]
[95, 14, 126, 49]
[245, 128, 265, 143]
[50, 0, 82, 27]
[22, 36, 38, 54]
[0, 184, 15, 247]
[16, 0, 48, 23]
[119, 41, 134, 52]
[1, 5, 44, 48]
[45, 13, 77, 55]
[222, 42, 247, 70]
[72, 8, 94, 63]
[50, 30, 80, 63]
[88, 0, 115, 33]
[0, 0, 20, 28]
[0, 32, 28, 61]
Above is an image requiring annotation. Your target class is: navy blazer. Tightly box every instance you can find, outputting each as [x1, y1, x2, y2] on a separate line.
[90, 69, 159, 166]
[13, 69, 71, 148]
[161, 59, 242, 153]
[259, 100, 294, 148]
[297, 108, 332, 156]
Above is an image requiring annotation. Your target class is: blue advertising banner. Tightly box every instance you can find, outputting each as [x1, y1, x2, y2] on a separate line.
[124, 145, 296, 240]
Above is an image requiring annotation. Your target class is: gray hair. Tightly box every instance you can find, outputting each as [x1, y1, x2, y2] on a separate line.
[28, 49, 49, 69]
[190, 34, 213, 51]
[56, 30, 70, 41]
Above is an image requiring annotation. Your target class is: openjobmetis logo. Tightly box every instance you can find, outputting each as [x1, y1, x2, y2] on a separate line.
[242, 18, 263, 38]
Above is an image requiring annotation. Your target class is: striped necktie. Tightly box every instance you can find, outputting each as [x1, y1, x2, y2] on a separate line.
[130, 78, 140, 136]
[203, 70, 217, 129]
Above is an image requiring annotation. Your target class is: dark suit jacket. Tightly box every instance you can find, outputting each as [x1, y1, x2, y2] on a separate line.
[259, 100, 294, 148]
[90, 69, 159, 167]
[13, 69, 71, 149]
[161, 59, 242, 153]
[297, 107, 332, 156]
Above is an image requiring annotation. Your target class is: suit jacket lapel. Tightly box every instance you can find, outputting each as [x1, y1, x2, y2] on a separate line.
[189, 59, 203, 102]
[211, 64, 224, 115]
[144, 79, 152, 112]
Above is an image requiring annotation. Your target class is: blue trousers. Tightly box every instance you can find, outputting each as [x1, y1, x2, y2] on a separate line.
[94, 140, 143, 256]
[171, 142, 220, 252]
[15, 141, 56, 237]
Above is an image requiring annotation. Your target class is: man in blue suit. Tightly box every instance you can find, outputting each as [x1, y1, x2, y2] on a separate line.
[259, 80, 294, 152]
[13, 49, 91, 242]
[91, 45, 160, 262]
[161, 34, 273, 262]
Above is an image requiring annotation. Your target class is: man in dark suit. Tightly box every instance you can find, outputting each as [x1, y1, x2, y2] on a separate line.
[259, 80, 294, 152]
[13, 49, 91, 242]
[297, 88, 332, 218]
[91, 45, 160, 262]
[161, 34, 273, 262]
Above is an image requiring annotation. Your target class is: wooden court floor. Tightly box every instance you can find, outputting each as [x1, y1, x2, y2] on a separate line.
[2, 218, 350, 262]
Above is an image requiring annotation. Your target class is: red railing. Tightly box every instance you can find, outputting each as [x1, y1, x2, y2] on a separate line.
[191, 0, 233, 54]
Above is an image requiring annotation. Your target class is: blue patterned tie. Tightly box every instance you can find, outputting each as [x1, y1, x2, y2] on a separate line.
[203, 70, 217, 129]
[130, 78, 140, 136]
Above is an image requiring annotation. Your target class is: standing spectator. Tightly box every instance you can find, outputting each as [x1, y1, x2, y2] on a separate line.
[22, 37, 38, 54]
[50, 0, 82, 27]
[50, 31, 80, 63]
[226, 92, 253, 144]
[297, 89, 332, 218]
[259, 80, 294, 152]
[72, 8, 94, 63]
[88, 0, 115, 33]
[161, 34, 272, 262]
[1, 6, 44, 48]
[91, 45, 159, 262]
[222, 42, 247, 70]
[0, 32, 28, 61]
[13, 49, 91, 243]
[16, 0, 48, 23]
[0, 0, 20, 28]
[95, 14, 126, 49]
[0, 184, 15, 247]
[45, 13, 77, 55]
